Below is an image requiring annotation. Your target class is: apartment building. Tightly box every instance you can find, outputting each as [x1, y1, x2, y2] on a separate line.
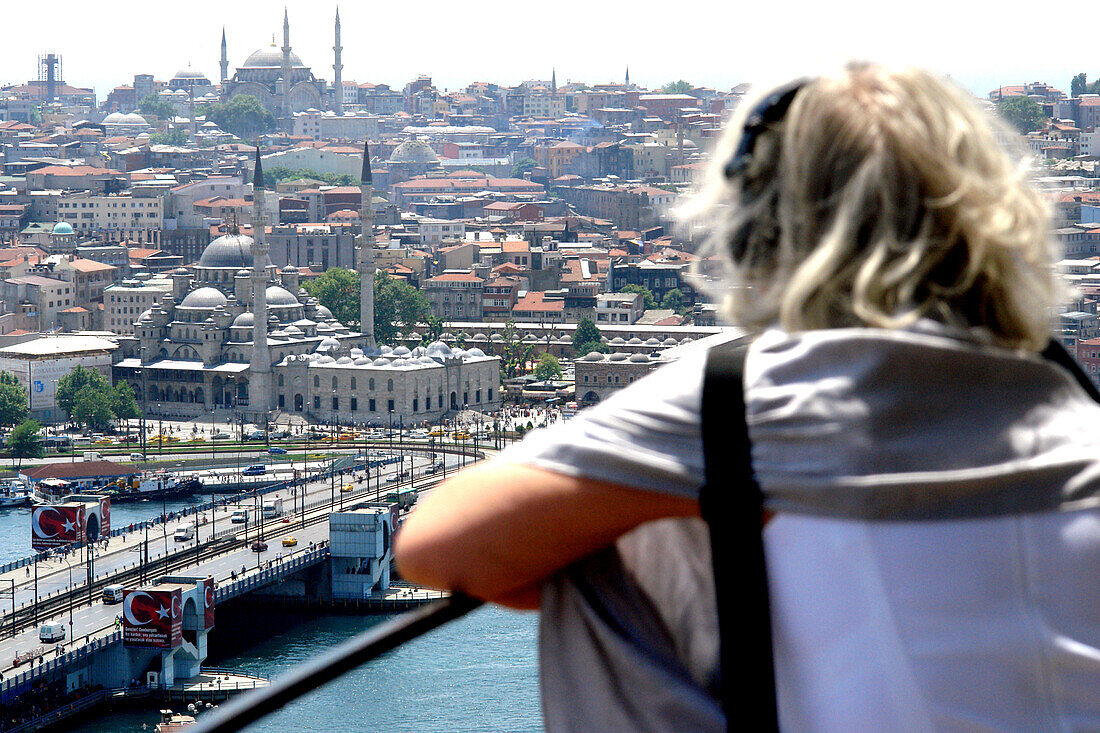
[56, 193, 164, 237]
[103, 276, 173, 335]
[422, 271, 484, 322]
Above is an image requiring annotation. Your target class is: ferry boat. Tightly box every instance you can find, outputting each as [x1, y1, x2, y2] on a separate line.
[100, 472, 202, 502]
[0, 479, 33, 507]
[155, 709, 196, 732]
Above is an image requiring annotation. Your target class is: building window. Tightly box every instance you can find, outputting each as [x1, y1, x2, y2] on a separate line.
[413, 398, 419, 412]
[351, 397, 358, 411]
[278, 394, 285, 408]
[387, 399, 394, 411]
[475, 389, 481, 403]
[369, 398, 376, 411]
[488, 387, 493, 401]
[313, 396, 320, 409]
[463, 391, 468, 405]
[369, 378, 375, 390]
[426, 396, 431, 410]
[313, 375, 319, 388]
[332, 397, 339, 410]
[350, 377, 356, 390]
[331, 377, 337, 390]
[387, 379, 394, 391]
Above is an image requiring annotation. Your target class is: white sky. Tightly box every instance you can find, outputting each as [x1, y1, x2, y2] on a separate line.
[0, 0, 1079, 100]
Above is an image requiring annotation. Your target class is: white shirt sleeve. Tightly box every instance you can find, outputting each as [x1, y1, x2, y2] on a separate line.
[495, 349, 708, 500]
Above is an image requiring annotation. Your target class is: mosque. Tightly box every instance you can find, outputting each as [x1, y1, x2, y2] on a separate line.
[112, 142, 501, 426]
[219, 9, 345, 117]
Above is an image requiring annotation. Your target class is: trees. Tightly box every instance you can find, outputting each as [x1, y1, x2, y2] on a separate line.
[138, 93, 175, 121]
[534, 353, 563, 381]
[512, 157, 537, 179]
[72, 388, 114, 431]
[572, 317, 608, 356]
[373, 271, 431, 345]
[267, 166, 355, 187]
[150, 128, 189, 146]
[661, 288, 689, 314]
[1073, 73, 1088, 98]
[500, 321, 535, 379]
[56, 366, 110, 421]
[9, 420, 42, 469]
[0, 371, 28, 428]
[621, 284, 657, 310]
[661, 80, 693, 94]
[302, 267, 360, 328]
[207, 94, 276, 140]
[995, 96, 1048, 133]
[109, 382, 140, 421]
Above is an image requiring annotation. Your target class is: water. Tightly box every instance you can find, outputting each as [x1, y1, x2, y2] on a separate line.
[67, 605, 542, 732]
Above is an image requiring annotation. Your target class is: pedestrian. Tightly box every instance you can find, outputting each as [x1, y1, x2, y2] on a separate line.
[397, 64, 1097, 731]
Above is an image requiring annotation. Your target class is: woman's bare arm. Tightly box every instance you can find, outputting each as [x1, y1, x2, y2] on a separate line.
[395, 461, 699, 607]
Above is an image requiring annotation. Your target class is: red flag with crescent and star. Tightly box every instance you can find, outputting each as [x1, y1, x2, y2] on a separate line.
[201, 577, 215, 629]
[122, 588, 182, 648]
[31, 505, 84, 550]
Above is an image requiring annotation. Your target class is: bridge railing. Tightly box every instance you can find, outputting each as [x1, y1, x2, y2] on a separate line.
[0, 630, 123, 702]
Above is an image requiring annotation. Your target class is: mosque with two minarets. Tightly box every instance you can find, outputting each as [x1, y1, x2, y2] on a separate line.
[112, 141, 501, 425]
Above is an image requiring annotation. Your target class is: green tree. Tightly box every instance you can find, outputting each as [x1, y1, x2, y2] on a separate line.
[0, 375, 28, 428]
[995, 96, 1048, 133]
[534, 353, 563, 381]
[302, 267, 360, 328]
[138, 93, 175, 121]
[572, 317, 607, 356]
[621, 284, 657, 310]
[1073, 73, 1088, 98]
[207, 94, 276, 140]
[72, 387, 114, 431]
[373, 271, 431, 345]
[661, 287, 688, 314]
[9, 420, 42, 469]
[109, 382, 140, 421]
[661, 80, 693, 94]
[150, 128, 189, 145]
[267, 166, 356, 187]
[424, 315, 444, 343]
[56, 366, 110, 421]
[500, 320, 535, 378]
[512, 157, 537, 179]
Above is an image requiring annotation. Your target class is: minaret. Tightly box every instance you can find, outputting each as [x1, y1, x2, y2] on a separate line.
[625, 65, 630, 87]
[551, 68, 557, 95]
[220, 27, 228, 84]
[333, 7, 344, 116]
[249, 147, 273, 414]
[357, 138, 376, 347]
[281, 7, 292, 118]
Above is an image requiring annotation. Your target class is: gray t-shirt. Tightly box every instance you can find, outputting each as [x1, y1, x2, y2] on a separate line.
[497, 326, 1100, 732]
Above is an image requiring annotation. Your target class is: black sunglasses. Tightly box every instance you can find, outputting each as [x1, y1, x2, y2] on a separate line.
[723, 79, 810, 181]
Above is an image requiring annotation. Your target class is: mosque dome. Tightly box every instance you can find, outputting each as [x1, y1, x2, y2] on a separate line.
[231, 312, 254, 328]
[173, 67, 209, 81]
[52, 222, 74, 236]
[180, 287, 228, 309]
[582, 352, 604, 361]
[102, 112, 125, 124]
[198, 233, 271, 269]
[243, 45, 304, 68]
[315, 336, 341, 352]
[266, 285, 300, 307]
[628, 353, 651, 363]
[389, 139, 440, 165]
[314, 305, 333, 320]
[465, 348, 486, 358]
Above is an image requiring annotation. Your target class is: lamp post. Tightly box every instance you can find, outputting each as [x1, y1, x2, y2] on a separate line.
[62, 556, 74, 640]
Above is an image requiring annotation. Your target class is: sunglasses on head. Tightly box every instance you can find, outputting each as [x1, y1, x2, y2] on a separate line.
[724, 79, 810, 181]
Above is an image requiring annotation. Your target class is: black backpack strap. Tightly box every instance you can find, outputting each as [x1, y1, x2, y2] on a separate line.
[1041, 340, 1100, 404]
[700, 340, 777, 732]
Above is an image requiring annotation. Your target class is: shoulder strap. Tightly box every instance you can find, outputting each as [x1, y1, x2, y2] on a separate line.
[1041, 340, 1100, 404]
[700, 340, 777, 732]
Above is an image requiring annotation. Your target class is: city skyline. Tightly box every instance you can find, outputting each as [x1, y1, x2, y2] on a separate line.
[0, 0, 1074, 100]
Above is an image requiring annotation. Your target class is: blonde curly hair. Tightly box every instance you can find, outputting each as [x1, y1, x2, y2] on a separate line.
[686, 62, 1058, 351]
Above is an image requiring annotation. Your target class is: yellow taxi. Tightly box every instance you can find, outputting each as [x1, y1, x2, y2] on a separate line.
[341, 484, 353, 493]
[452, 430, 471, 440]
[428, 428, 445, 437]
[281, 536, 298, 547]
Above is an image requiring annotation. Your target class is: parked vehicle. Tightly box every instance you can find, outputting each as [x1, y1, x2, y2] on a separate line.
[173, 523, 195, 542]
[103, 584, 125, 604]
[83, 451, 104, 462]
[242, 464, 266, 476]
[39, 623, 65, 642]
[282, 536, 298, 547]
[230, 509, 249, 524]
[261, 498, 283, 518]
[268, 447, 287, 455]
[251, 541, 268, 553]
[129, 453, 144, 462]
[212, 432, 230, 441]
[243, 429, 267, 441]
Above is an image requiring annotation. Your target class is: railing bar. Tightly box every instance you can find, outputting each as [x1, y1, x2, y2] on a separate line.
[188, 593, 481, 733]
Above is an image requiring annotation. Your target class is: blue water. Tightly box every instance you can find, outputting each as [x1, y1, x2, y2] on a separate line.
[66, 605, 542, 732]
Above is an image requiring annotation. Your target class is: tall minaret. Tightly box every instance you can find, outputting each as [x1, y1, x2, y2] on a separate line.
[551, 68, 557, 95]
[357, 138, 376, 347]
[249, 147, 273, 414]
[625, 65, 630, 87]
[281, 7, 292, 118]
[220, 27, 228, 84]
[333, 8, 344, 116]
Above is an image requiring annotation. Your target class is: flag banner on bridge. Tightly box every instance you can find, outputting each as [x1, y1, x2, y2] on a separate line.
[201, 577, 215, 629]
[123, 588, 182, 648]
[31, 504, 85, 550]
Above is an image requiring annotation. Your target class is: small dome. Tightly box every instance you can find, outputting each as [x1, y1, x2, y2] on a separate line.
[372, 357, 390, 366]
[628, 353, 651, 363]
[179, 287, 228, 309]
[628, 337, 644, 345]
[471, 333, 488, 341]
[235, 269, 249, 278]
[353, 357, 370, 365]
[336, 356, 353, 365]
[232, 312, 254, 328]
[173, 67, 209, 81]
[314, 305, 333, 320]
[281, 264, 299, 273]
[379, 345, 393, 354]
[52, 222, 74, 235]
[609, 352, 629, 361]
[266, 285, 300, 307]
[393, 346, 411, 356]
[610, 337, 626, 345]
[582, 352, 604, 361]
[389, 139, 440, 165]
[317, 355, 336, 364]
[645, 338, 661, 346]
[490, 334, 504, 342]
[662, 337, 678, 346]
[315, 337, 341, 352]
[102, 112, 125, 124]
[284, 325, 303, 336]
[425, 341, 453, 358]
[418, 356, 437, 365]
[406, 331, 421, 341]
[465, 348, 486, 358]
[391, 358, 409, 367]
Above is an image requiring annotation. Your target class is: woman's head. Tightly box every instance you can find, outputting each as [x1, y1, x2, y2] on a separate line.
[691, 62, 1057, 350]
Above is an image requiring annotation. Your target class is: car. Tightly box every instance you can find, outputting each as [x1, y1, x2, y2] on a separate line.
[39, 623, 66, 642]
[452, 431, 471, 440]
[408, 429, 430, 440]
[385, 474, 400, 483]
[270, 429, 290, 440]
[341, 483, 353, 493]
[130, 452, 144, 462]
[212, 432, 230, 441]
[282, 536, 298, 547]
[242, 464, 266, 476]
[251, 541, 268, 552]
[428, 428, 445, 437]
[268, 447, 287, 455]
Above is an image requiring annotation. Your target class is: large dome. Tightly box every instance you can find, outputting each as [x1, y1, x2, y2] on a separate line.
[173, 67, 209, 82]
[389, 139, 440, 164]
[198, 233, 272, 269]
[266, 285, 300, 307]
[179, 287, 228, 310]
[52, 222, 74, 235]
[243, 45, 305, 68]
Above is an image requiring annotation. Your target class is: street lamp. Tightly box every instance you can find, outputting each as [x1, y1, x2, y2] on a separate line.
[62, 556, 75, 640]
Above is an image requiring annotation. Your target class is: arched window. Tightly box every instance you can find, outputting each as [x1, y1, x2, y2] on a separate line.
[350, 377, 356, 390]
[369, 378, 375, 390]
[387, 379, 394, 392]
[314, 375, 319, 388]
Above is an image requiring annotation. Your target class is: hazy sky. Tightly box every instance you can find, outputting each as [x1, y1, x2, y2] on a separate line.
[0, 0, 1079, 99]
